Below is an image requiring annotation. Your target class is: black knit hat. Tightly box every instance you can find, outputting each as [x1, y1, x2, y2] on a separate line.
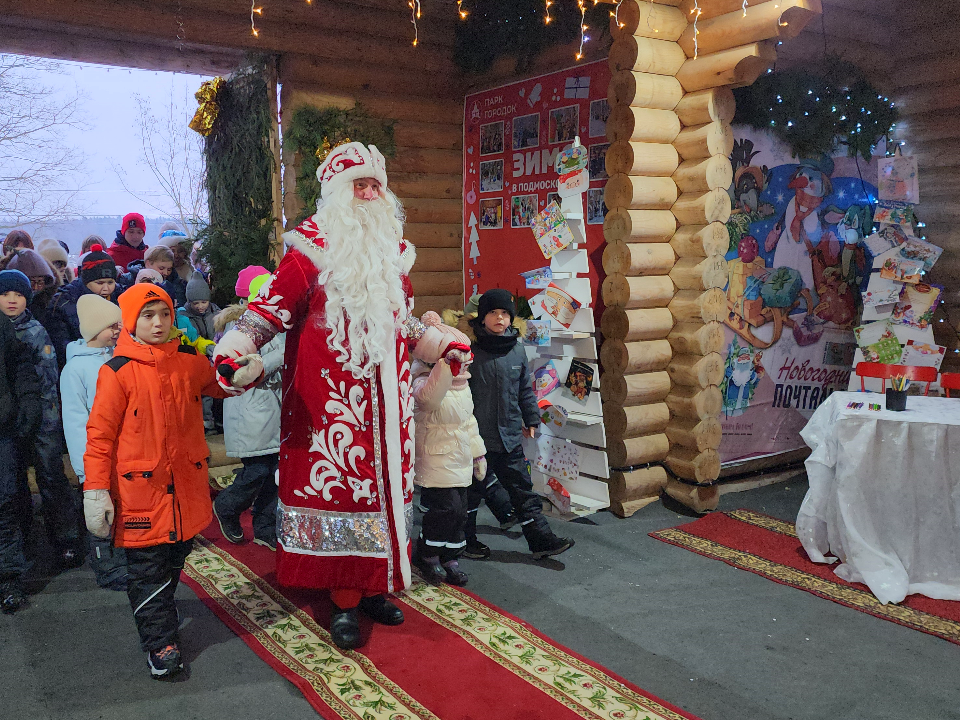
[79, 244, 117, 284]
[477, 288, 516, 323]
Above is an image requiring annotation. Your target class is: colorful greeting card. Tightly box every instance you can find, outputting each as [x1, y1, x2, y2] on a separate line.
[534, 435, 581, 481]
[891, 282, 942, 333]
[539, 282, 582, 328]
[898, 237, 942, 273]
[533, 361, 560, 400]
[538, 400, 569, 429]
[558, 169, 589, 198]
[520, 265, 552, 289]
[878, 155, 919, 204]
[531, 202, 575, 260]
[899, 340, 946, 370]
[563, 359, 594, 402]
[873, 201, 915, 227]
[862, 274, 903, 308]
[555, 144, 588, 175]
[523, 319, 552, 346]
[879, 255, 924, 284]
[544, 477, 571, 514]
[855, 322, 903, 364]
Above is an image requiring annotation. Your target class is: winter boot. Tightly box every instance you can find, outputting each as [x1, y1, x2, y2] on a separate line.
[358, 594, 404, 625]
[330, 605, 362, 650]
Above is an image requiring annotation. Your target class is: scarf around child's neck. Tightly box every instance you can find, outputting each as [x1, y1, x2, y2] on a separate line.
[470, 319, 518, 356]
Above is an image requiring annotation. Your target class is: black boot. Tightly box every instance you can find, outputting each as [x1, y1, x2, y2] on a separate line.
[526, 531, 575, 560]
[329, 605, 362, 650]
[462, 538, 491, 559]
[442, 560, 468, 586]
[413, 551, 447, 585]
[358, 594, 404, 625]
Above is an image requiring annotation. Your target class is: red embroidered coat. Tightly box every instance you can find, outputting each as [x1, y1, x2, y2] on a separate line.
[234, 218, 419, 593]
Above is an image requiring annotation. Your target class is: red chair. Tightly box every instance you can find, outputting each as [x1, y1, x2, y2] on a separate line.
[941, 372, 960, 398]
[856, 363, 937, 395]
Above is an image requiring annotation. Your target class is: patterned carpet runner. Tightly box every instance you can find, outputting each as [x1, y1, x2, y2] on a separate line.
[182, 520, 702, 720]
[650, 509, 960, 646]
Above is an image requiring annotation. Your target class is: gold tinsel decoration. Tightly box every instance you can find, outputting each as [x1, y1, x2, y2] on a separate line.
[315, 135, 352, 163]
[189, 76, 226, 137]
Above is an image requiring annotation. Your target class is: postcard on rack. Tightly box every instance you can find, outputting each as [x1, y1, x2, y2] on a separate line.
[878, 155, 919, 204]
[891, 282, 942, 333]
[520, 265, 552, 289]
[854, 322, 902, 364]
[534, 435, 581, 482]
[862, 274, 903, 308]
[873, 201, 915, 227]
[543, 477, 572, 514]
[523, 319, 551, 346]
[900, 340, 946, 370]
[538, 282, 582, 328]
[563, 359, 594, 403]
[538, 399, 569, 430]
[879, 256, 924, 284]
[898, 237, 942, 273]
[531, 202, 575, 260]
[861, 301, 896, 322]
[533, 360, 561, 400]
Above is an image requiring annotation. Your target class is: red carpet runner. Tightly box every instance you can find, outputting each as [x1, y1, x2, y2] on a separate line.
[182, 518, 702, 720]
[650, 509, 960, 645]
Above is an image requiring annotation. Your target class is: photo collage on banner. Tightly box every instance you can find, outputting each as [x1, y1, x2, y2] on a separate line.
[463, 61, 611, 305]
[720, 130, 881, 464]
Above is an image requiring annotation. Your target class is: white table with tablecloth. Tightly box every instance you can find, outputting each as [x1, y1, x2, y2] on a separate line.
[797, 390, 960, 604]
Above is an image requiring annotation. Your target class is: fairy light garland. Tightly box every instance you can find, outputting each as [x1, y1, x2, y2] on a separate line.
[743, 0, 749, 16]
[610, 0, 624, 29]
[576, 0, 588, 60]
[457, 0, 468, 19]
[408, 0, 422, 46]
[250, 0, 262, 37]
[544, 0, 554, 25]
[690, 0, 702, 59]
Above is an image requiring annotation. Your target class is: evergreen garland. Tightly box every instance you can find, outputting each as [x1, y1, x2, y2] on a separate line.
[195, 57, 275, 306]
[454, 0, 611, 73]
[283, 105, 396, 223]
[733, 60, 899, 161]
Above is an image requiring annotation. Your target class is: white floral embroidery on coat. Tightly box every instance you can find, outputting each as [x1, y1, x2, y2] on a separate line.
[253, 275, 293, 330]
[299, 424, 371, 503]
[324, 377, 367, 429]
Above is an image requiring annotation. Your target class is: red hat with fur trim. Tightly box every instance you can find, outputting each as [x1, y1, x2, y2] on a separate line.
[316, 142, 388, 200]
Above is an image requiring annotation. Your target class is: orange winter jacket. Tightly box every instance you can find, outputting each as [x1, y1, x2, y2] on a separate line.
[83, 330, 228, 547]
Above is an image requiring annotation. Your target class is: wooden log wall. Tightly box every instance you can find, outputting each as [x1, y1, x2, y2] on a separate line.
[601, 0, 819, 515]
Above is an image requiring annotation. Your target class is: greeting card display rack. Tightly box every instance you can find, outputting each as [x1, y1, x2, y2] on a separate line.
[522, 152, 610, 519]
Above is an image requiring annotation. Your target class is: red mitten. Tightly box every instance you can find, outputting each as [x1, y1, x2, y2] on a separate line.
[443, 342, 472, 376]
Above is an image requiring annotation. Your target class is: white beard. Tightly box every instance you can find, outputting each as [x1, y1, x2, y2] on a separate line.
[731, 362, 753, 388]
[312, 183, 409, 379]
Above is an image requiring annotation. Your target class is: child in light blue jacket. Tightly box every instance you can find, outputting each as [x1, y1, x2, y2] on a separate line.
[60, 294, 128, 591]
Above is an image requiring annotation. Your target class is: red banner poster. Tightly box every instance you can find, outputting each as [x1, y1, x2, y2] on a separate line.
[462, 61, 611, 312]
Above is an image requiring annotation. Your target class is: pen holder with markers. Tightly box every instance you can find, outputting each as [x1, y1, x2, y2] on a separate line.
[885, 376, 909, 411]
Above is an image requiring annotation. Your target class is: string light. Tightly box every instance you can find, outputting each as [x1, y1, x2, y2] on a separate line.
[545, 0, 553, 25]
[612, 0, 624, 30]
[457, 0, 468, 19]
[743, 0, 749, 16]
[250, 1, 262, 37]
[408, 0, 421, 46]
[576, 0, 588, 60]
[690, 0, 702, 59]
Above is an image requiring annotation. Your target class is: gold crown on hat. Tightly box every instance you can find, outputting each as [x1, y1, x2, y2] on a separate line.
[315, 135, 352, 163]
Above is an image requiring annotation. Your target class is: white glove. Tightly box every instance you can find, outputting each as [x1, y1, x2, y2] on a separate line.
[230, 354, 264, 388]
[83, 489, 115, 539]
[213, 328, 257, 362]
[473, 456, 487, 481]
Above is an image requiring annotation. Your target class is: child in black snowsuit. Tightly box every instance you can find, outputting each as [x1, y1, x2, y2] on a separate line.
[0, 311, 43, 613]
[468, 289, 574, 560]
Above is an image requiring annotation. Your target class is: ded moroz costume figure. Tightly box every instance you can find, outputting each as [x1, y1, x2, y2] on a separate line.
[212, 142, 462, 649]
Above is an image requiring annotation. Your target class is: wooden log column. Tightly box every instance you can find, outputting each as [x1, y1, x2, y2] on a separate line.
[598, 0, 820, 514]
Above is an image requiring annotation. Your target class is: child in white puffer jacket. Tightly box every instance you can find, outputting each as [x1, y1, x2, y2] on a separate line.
[411, 312, 485, 586]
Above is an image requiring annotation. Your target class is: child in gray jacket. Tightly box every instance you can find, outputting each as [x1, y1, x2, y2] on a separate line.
[468, 289, 574, 560]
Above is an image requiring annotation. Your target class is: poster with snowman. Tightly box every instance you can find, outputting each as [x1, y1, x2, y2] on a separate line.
[462, 61, 610, 308]
[719, 129, 882, 464]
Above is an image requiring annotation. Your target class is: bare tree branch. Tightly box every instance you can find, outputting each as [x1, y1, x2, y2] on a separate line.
[112, 87, 208, 234]
[0, 54, 90, 228]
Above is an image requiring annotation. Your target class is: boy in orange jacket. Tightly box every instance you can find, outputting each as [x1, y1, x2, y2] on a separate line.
[82, 284, 263, 680]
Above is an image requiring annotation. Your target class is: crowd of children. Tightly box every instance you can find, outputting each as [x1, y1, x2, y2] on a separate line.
[0, 217, 575, 680]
